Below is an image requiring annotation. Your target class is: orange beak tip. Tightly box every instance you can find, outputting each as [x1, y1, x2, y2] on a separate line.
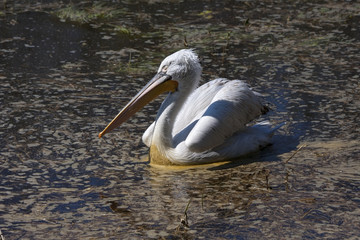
[98, 132, 104, 138]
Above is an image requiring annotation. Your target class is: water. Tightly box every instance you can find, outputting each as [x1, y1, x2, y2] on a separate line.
[1, 1, 359, 239]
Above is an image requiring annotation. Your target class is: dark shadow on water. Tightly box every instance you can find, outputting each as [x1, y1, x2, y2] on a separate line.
[207, 134, 299, 170]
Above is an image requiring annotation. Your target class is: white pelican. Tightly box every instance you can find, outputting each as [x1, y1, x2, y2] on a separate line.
[99, 49, 280, 165]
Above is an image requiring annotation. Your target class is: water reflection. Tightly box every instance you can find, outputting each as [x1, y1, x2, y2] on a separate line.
[1, 0, 360, 239]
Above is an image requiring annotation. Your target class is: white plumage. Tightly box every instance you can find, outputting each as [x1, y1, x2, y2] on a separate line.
[100, 49, 281, 165]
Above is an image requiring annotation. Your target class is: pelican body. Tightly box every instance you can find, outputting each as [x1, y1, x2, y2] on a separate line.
[99, 49, 279, 165]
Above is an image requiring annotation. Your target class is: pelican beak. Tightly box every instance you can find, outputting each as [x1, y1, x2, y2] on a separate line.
[99, 73, 178, 138]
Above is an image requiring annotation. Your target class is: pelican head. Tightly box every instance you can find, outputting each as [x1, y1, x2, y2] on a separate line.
[158, 49, 202, 94]
[99, 49, 201, 138]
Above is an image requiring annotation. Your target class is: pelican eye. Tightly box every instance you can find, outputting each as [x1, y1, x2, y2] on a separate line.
[161, 65, 168, 72]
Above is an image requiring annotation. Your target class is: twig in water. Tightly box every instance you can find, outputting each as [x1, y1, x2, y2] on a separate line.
[265, 170, 271, 190]
[0, 229, 5, 240]
[176, 198, 192, 231]
[283, 144, 306, 191]
[201, 193, 206, 210]
[183, 35, 188, 47]
[285, 144, 307, 163]
[300, 208, 314, 219]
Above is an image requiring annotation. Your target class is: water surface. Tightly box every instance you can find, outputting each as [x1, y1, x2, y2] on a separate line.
[1, 1, 359, 239]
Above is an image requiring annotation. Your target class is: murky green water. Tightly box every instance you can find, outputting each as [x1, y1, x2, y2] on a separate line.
[1, 0, 359, 239]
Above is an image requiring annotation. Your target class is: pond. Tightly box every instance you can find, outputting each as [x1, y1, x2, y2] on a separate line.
[0, 0, 359, 239]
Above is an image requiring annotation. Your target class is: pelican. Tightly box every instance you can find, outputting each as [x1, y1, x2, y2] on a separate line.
[99, 49, 281, 165]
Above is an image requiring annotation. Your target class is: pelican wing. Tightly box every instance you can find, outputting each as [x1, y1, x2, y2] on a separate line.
[183, 79, 266, 153]
[143, 79, 223, 147]
[173, 79, 228, 133]
[142, 121, 155, 147]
